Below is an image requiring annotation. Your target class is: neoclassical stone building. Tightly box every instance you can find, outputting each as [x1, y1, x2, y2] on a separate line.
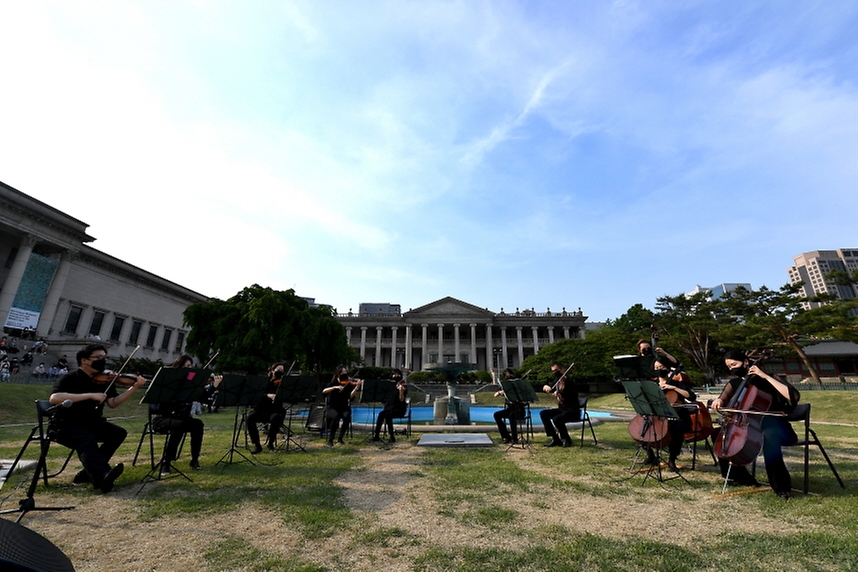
[337, 297, 587, 372]
[1, 180, 207, 363]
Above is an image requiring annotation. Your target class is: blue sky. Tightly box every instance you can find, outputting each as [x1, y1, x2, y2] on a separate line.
[2, 1, 856, 322]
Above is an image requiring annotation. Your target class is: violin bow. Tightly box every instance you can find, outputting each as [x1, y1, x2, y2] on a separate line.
[100, 345, 142, 396]
[203, 350, 220, 370]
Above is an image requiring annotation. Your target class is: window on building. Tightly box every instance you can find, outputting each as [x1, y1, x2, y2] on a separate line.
[62, 305, 83, 335]
[145, 325, 158, 348]
[128, 320, 142, 345]
[88, 311, 105, 338]
[4, 247, 18, 269]
[109, 316, 125, 342]
[160, 329, 172, 351]
[175, 331, 185, 353]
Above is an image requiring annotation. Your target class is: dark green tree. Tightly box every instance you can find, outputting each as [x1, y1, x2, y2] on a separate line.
[715, 283, 858, 383]
[654, 292, 722, 383]
[183, 284, 357, 374]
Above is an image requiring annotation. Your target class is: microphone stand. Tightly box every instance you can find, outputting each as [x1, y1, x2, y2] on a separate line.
[0, 402, 75, 523]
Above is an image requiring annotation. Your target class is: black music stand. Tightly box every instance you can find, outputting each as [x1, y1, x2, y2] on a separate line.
[622, 380, 686, 484]
[0, 403, 75, 523]
[273, 376, 318, 452]
[359, 379, 400, 445]
[500, 378, 537, 450]
[137, 367, 211, 490]
[215, 374, 269, 467]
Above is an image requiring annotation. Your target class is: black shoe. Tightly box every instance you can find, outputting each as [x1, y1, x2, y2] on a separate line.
[73, 470, 91, 484]
[667, 459, 679, 472]
[501, 438, 512, 444]
[189, 459, 201, 470]
[266, 441, 276, 451]
[389, 435, 396, 443]
[99, 463, 124, 493]
[777, 491, 792, 500]
[562, 438, 573, 448]
[250, 444, 263, 454]
[326, 440, 334, 447]
[161, 463, 172, 475]
[544, 439, 562, 447]
[371, 436, 381, 442]
[337, 438, 345, 445]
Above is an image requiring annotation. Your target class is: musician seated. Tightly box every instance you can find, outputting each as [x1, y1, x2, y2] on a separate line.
[493, 369, 525, 444]
[712, 350, 800, 499]
[372, 369, 408, 442]
[48, 344, 146, 493]
[650, 357, 696, 471]
[247, 363, 288, 453]
[539, 362, 580, 448]
[322, 366, 362, 446]
[151, 354, 221, 471]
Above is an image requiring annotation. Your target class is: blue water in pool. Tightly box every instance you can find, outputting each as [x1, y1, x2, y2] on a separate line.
[346, 405, 616, 425]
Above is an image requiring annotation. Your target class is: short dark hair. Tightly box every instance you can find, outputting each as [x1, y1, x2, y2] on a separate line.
[76, 344, 106, 366]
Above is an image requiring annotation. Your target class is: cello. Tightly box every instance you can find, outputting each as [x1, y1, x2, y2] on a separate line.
[713, 352, 774, 467]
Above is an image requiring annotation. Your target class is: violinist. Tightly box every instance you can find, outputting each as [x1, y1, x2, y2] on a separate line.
[49, 344, 146, 493]
[372, 369, 408, 443]
[151, 354, 222, 471]
[539, 362, 580, 448]
[650, 357, 696, 471]
[322, 366, 362, 446]
[247, 362, 288, 454]
[712, 350, 800, 499]
[493, 369, 525, 444]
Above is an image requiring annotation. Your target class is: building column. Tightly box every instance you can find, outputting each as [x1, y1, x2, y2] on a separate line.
[345, 326, 353, 346]
[548, 326, 555, 345]
[563, 326, 570, 339]
[405, 324, 413, 371]
[0, 234, 37, 327]
[391, 326, 398, 369]
[375, 326, 383, 366]
[501, 327, 508, 370]
[437, 323, 444, 362]
[485, 324, 493, 372]
[360, 327, 368, 362]
[37, 250, 74, 337]
[421, 324, 428, 367]
[470, 323, 477, 366]
[516, 326, 524, 366]
[453, 323, 461, 362]
[532, 326, 540, 354]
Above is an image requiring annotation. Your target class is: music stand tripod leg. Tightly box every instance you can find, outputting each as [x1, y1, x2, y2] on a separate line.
[0, 439, 74, 523]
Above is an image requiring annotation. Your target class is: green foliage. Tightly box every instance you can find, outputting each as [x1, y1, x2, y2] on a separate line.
[408, 370, 449, 383]
[183, 284, 357, 374]
[458, 370, 493, 384]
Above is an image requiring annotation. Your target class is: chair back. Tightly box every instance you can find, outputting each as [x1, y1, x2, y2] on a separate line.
[787, 403, 810, 423]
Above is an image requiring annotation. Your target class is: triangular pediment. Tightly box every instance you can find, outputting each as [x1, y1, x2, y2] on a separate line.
[405, 296, 494, 319]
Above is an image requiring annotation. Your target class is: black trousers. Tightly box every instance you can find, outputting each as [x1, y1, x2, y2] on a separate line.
[375, 406, 406, 438]
[540, 406, 581, 441]
[51, 419, 126, 486]
[326, 407, 352, 442]
[152, 416, 204, 462]
[247, 409, 286, 446]
[720, 416, 798, 493]
[494, 404, 525, 441]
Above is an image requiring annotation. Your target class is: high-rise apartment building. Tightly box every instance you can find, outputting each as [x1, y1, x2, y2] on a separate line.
[788, 249, 858, 308]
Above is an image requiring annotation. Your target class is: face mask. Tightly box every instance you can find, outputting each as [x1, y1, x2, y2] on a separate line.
[729, 366, 747, 377]
[274, 370, 283, 379]
[656, 369, 670, 378]
[90, 358, 107, 373]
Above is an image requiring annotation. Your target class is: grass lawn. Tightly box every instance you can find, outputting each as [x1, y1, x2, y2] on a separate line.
[1, 383, 856, 571]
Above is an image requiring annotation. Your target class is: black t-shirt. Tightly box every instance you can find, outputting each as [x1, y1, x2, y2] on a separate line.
[51, 368, 118, 424]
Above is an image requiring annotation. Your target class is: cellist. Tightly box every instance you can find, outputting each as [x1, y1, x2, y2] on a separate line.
[651, 357, 696, 471]
[712, 350, 800, 499]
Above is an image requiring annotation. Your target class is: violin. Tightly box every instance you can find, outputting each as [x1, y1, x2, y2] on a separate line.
[93, 370, 141, 387]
